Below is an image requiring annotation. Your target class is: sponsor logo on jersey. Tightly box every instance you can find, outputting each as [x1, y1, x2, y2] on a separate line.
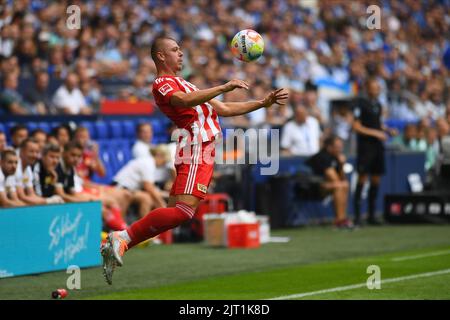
[197, 183, 207, 193]
[158, 83, 173, 96]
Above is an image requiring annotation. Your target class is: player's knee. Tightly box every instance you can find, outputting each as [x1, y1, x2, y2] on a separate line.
[175, 201, 196, 220]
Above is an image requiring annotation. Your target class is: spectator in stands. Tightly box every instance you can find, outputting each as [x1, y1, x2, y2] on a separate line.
[0, 73, 30, 114]
[112, 153, 167, 218]
[52, 72, 92, 115]
[306, 135, 353, 229]
[415, 123, 428, 151]
[30, 129, 48, 156]
[329, 100, 354, 155]
[72, 125, 131, 212]
[129, 73, 152, 101]
[51, 124, 72, 149]
[132, 122, 154, 159]
[281, 104, 321, 156]
[46, 133, 59, 147]
[15, 138, 63, 205]
[391, 123, 419, 151]
[24, 71, 54, 115]
[0, 149, 26, 207]
[303, 81, 326, 126]
[150, 145, 176, 197]
[266, 101, 292, 128]
[33, 143, 63, 200]
[53, 141, 127, 230]
[0, 131, 7, 152]
[425, 127, 439, 171]
[73, 126, 106, 183]
[10, 125, 28, 151]
[436, 118, 450, 151]
[54, 141, 92, 203]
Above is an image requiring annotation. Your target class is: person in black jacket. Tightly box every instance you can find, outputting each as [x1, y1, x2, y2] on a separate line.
[306, 135, 353, 229]
[33, 143, 63, 201]
[352, 78, 397, 226]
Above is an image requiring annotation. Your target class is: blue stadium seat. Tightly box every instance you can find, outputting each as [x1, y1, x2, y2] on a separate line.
[0, 123, 5, 134]
[27, 122, 38, 133]
[109, 121, 123, 139]
[94, 121, 109, 139]
[122, 120, 136, 139]
[37, 122, 50, 133]
[109, 139, 130, 173]
[150, 119, 164, 135]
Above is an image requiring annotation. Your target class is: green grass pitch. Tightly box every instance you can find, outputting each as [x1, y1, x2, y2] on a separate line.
[1, 225, 449, 300]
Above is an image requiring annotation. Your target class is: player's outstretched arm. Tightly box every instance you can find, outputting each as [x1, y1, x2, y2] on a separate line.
[209, 88, 288, 117]
[170, 79, 249, 108]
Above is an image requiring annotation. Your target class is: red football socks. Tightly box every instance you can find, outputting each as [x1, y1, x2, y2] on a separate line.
[104, 206, 127, 231]
[126, 202, 195, 248]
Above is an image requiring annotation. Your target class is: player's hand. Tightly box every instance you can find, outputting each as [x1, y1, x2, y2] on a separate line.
[222, 79, 249, 92]
[262, 88, 289, 108]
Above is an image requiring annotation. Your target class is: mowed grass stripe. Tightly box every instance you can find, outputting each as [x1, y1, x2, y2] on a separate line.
[303, 273, 450, 300]
[90, 246, 450, 300]
[270, 268, 450, 300]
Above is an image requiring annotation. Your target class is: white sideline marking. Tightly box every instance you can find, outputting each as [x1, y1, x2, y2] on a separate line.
[268, 268, 450, 300]
[391, 250, 450, 262]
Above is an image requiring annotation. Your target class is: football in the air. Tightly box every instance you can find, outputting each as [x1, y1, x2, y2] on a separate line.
[230, 29, 264, 62]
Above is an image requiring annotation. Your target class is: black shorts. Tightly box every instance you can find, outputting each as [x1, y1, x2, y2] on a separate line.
[356, 144, 385, 175]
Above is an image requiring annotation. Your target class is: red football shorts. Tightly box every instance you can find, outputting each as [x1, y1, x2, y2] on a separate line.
[170, 140, 216, 200]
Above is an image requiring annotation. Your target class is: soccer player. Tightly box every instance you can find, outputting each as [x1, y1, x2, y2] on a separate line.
[100, 36, 288, 284]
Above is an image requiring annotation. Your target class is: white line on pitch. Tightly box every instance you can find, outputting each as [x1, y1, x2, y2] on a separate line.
[268, 268, 450, 300]
[391, 249, 450, 262]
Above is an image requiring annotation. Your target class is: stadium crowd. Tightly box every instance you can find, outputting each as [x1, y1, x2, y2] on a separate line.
[0, 122, 175, 232]
[0, 0, 449, 227]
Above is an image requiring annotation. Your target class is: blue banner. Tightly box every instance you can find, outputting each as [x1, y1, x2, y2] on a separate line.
[0, 202, 102, 278]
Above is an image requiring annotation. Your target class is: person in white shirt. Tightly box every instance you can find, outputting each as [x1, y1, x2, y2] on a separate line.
[52, 72, 92, 115]
[132, 122, 154, 159]
[281, 104, 322, 156]
[0, 149, 26, 207]
[16, 138, 64, 205]
[112, 156, 166, 218]
[150, 145, 176, 196]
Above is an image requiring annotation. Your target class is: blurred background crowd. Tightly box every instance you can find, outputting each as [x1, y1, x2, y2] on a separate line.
[0, 0, 449, 223]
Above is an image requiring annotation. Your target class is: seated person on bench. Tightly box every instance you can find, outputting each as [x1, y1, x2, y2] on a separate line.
[306, 135, 354, 229]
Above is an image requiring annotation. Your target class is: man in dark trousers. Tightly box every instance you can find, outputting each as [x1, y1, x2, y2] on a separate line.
[352, 77, 397, 226]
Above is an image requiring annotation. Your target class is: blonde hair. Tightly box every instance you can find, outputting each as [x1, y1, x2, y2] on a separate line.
[150, 144, 170, 162]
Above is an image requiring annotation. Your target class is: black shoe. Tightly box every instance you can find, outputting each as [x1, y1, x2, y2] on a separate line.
[353, 218, 362, 227]
[367, 218, 383, 226]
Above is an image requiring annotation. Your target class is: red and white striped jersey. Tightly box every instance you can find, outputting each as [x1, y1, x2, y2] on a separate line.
[152, 75, 221, 144]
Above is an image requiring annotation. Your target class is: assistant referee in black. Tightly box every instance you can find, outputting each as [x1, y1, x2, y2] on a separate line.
[352, 77, 397, 226]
